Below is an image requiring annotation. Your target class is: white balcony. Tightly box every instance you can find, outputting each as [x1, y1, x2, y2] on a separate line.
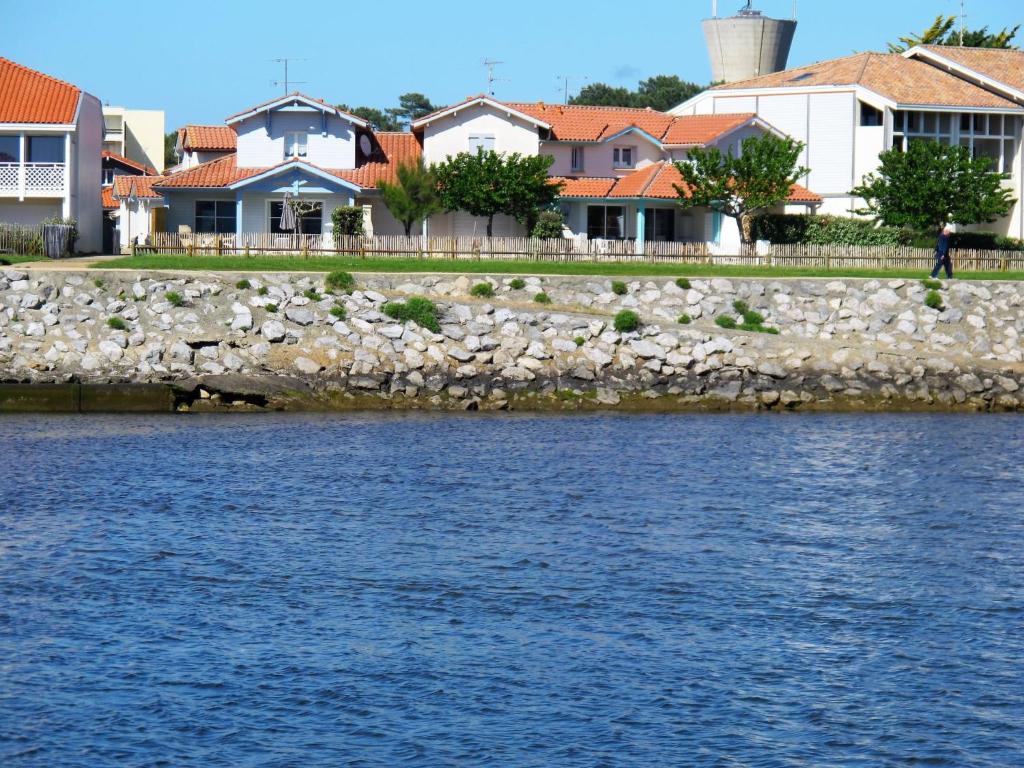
[0, 162, 67, 197]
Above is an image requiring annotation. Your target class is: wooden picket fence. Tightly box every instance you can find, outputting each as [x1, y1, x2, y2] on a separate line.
[132, 231, 1024, 272]
[0, 223, 44, 256]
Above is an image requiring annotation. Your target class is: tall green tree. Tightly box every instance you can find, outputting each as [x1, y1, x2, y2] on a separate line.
[674, 134, 808, 244]
[377, 159, 443, 236]
[888, 15, 1019, 52]
[435, 150, 561, 236]
[164, 131, 178, 168]
[338, 105, 403, 132]
[851, 141, 1015, 232]
[571, 83, 638, 108]
[570, 75, 705, 110]
[395, 93, 436, 122]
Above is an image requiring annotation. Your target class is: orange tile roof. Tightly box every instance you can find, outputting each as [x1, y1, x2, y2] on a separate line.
[660, 114, 757, 146]
[180, 124, 237, 152]
[553, 162, 821, 204]
[101, 186, 117, 209]
[335, 132, 422, 188]
[917, 45, 1024, 94]
[112, 174, 165, 199]
[713, 52, 1021, 109]
[154, 154, 258, 188]
[0, 57, 81, 124]
[101, 150, 156, 175]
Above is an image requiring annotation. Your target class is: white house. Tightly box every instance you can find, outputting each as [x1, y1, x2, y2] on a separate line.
[0, 56, 103, 253]
[671, 46, 1024, 239]
[412, 96, 820, 251]
[102, 106, 166, 173]
[117, 93, 416, 249]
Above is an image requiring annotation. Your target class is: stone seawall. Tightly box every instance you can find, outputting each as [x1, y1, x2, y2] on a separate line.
[2, 268, 1023, 412]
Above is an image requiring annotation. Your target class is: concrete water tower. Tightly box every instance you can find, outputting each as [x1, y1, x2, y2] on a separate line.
[703, 1, 797, 83]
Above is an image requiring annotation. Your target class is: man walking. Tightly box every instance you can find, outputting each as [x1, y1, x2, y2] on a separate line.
[930, 224, 954, 280]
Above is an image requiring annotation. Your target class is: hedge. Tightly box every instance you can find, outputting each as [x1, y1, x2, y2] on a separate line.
[751, 214, 909, 247]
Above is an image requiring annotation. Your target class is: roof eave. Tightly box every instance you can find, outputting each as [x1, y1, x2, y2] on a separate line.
[904, 45, 1024, 104]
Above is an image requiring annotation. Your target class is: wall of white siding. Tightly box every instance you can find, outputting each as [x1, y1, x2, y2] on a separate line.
[427, 210, 525, 237]
[807, 92, 856, 195]
[356, 195, 409, 236]
[421, 105, 539, 166]
[712, 96, 758, 114]
[0, 199, 62, 225]
[235, 111, 356, 169]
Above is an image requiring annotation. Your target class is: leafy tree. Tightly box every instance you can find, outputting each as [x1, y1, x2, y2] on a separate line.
[674, 134, 808, 244]
[570, 75, 705, 111]
[851, 141, 1015, 232]
[888, 15, 1019, 52]
[635, 75, 704, 112]
[378, 159, 443, 236]
[164, 131, 178, 168]
[338, 105, 403, 132]
[396, 93, 436, 122]
[434, 150, 561, 236]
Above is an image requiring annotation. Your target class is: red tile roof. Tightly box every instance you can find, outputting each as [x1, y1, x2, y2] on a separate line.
[0, 57, 81, 124]
[335, 132, 422, 188]
[554, 161, 821, 204]
[154, 154, 258, 188]
[112, 174, 165, 199]
[660, 114, 758, 146]
[179, 124, 237, 152]
[101, 186, 117, 209]
[101, 150, 156, 175]
[713, 52, 1022, 109]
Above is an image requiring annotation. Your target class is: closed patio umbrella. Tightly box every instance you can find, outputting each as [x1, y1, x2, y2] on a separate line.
[280, 192, 297, 232]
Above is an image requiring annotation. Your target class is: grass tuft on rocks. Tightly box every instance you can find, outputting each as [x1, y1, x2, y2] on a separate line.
[93, 278, 104, 288]
[574, 336, 586, 347]
[614, 309, 641, 333]
[533, 292, 552, 304]
[470, 282, 495, 298]
[257, 286, 269, 296]
[678, 313, 692, 324]
[165, 291, 183, 307]
[676, 278, 691, 290]
[325, 271, 356, 293]
[107, 317, 126, 330]
[330, 304, 347, 319]
[510, 278, 526, 290]
[611, 280, 628, 296]
[921, 278, 942, 290]
[235, 279, 251, 290]
[925, 290, 945, 311]
[383, 296, 441, 333]
[303, 288, 321, 301]
[715, 315, 737, 330]
[265, 302, 279, 313]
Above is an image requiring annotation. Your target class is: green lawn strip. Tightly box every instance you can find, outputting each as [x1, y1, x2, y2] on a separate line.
[0, 254, 46, 265]
[92, 254, 1024, 282]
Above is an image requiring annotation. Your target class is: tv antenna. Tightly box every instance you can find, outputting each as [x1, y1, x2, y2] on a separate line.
[271, 57, 308, 94]
[483, 58, 505, 96]
[959, 0, 967, 46]
[557, 75, 588, 104]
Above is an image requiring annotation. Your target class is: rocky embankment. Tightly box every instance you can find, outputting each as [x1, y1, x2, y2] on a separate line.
[1, 267, 1023, 412]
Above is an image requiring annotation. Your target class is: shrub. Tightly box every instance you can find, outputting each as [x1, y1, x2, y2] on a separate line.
[611, 280, 628, 295]
[265, 302, 279, 313]
[925, 290, 945, 311]
[325, 271, 355, 293]
[534, 292, 552, 304]
[715, 315, 737, 329]
[470, 282, 495, 298]
[383, 296, 441, 332]
[303, 288, 321, 301]
[330, 304, 347, 319]
[235, 279, 251, 290]
[921, 278, 942, 290]
[331, 206, 365, 237]
[107, 317, 126, 330]
[574, 336, 586, 347]
[732, 299, 749, 314]
[165, 291, 183, 307]
[258, 286, 269, 296]
[742, 309, 765, 325]
[678, 314, 692, 324]
[510, 278, 526, 290]
[531, 210, 565, 239]
[676, 278, 691, 290]
[613, 309, 641, 333]
[752, 213, 909, 246]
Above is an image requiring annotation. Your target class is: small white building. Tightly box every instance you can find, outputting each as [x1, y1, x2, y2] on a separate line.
[0, 56, 103, 253]
[102, 106, 166, 173]
[412, 96, 820, 250]
[671, 46, 1024, 239]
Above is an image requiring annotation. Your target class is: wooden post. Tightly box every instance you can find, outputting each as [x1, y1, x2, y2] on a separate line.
[130, 240, 136, 258]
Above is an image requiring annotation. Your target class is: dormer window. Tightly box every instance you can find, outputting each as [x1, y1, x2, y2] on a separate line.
[284, 131, 307, 159]
[613, 147, 635, 169]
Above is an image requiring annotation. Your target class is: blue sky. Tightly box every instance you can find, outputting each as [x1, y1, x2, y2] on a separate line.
[6, 0, 1023, 129]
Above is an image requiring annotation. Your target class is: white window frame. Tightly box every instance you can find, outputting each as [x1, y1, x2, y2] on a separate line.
[468, 134, 495, 154]
[284, 131, 308, 159]
[102, 168, 116, 186]
[891, 110, 1018, 173]
[266, 198, 324, 235]
[570, 146, 585, 172]
[613, 146, 636, 169]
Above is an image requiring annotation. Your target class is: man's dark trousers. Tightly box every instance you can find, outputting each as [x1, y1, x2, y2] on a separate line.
[930, 251, 953, 279]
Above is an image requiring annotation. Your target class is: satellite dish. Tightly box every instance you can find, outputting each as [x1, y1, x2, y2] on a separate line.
[359, 135, 373, 156]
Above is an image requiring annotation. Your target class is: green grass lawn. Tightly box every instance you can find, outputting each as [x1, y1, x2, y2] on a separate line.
[93, 254, 1024, 282]
[0, 254, 45, 265]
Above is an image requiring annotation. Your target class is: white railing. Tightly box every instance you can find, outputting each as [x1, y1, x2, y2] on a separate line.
[0, 162, 66, 196]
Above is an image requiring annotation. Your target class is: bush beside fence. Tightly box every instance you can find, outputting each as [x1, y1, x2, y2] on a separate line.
[132, 232, 1024, 272]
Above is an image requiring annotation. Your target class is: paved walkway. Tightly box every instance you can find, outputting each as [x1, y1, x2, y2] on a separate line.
[17, 256, 121, 271]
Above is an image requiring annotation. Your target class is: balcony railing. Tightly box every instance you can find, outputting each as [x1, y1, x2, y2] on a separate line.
[0, 162, 67, 196]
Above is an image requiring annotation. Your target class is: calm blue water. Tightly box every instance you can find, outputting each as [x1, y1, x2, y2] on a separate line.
[1, 413, 1022, 767]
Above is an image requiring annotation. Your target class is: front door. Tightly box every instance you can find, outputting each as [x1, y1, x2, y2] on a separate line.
[651, 208, 676, 242]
